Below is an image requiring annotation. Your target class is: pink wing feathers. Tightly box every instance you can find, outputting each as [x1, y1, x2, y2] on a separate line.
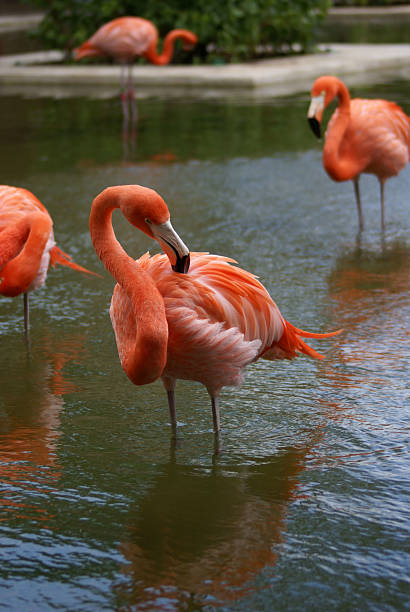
[0, 184, 48, 218]
[110, 251, 338, 395]
[0, 221, 29, 268]
[78, 17, 157, 61]
[328, 99, 410, 180]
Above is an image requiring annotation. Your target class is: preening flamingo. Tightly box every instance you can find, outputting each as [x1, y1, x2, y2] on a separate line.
[307, 75, 410, 231]
[89, 184, 341, 433]
[0, 185, 98, 334]
[74, 17, 197, 123]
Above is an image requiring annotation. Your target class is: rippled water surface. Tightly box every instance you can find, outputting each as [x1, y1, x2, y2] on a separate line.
[0, 81, 409, 611]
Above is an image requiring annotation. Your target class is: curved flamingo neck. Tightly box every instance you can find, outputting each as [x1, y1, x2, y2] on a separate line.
[334, 78, 351, 113]
[145, 29, 191, 65]
[0, 211, 52, 297]
[89, 194, 168, 385]
[323, 79, 365, 181]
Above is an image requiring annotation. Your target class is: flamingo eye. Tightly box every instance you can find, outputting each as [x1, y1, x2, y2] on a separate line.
[145, 218, 152, 225]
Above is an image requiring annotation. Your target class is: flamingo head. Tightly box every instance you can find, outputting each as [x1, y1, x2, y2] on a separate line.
[308, 76, 343, 139]
[73, 42, 102, 60]
[179, 30, 198, 51]
[118, 185, 191, 274]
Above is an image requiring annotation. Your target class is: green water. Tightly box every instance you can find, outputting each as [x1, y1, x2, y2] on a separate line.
[319, 13, 410, 45]
[0, 83, 410, 611]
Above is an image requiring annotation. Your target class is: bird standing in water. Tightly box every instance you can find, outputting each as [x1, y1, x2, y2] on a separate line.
[89, 184, 340, 434]
[74, 17, 198, 125]
[308, 75, 410, 231]
[0, 185, 97, 336]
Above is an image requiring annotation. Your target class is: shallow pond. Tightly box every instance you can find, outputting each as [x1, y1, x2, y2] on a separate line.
[319, 13, 410, 45]
[0, 80, 409, 611]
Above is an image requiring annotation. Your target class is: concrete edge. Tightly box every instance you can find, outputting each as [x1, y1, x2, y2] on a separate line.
[0, 43, 410, 99]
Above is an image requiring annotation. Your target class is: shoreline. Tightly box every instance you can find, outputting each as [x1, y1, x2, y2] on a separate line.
[0, 44, 409, 100]
[0, 8, 410, 99]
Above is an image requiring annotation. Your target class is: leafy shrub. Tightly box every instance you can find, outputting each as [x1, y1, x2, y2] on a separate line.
[25, 0, 330, 63]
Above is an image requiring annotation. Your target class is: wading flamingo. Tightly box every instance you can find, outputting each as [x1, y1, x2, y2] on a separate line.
[307, 75, 410, 231]
[0, 185, 98, 335]
[89, 184, 341, 434]
[74, 17, 197, 124]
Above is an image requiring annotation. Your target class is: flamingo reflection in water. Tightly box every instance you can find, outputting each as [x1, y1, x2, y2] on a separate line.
[114, 440, 320, 608]
[327, 240, 410, 334]
[0, 334, 86, 525]
[312, 240, 410, 466]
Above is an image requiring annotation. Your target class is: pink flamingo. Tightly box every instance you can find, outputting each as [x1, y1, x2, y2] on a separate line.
[74, 17, 198, 123]
[0, 185, 98, 335]
[89, 184, 341, 433]
[308, 75, 410, 231]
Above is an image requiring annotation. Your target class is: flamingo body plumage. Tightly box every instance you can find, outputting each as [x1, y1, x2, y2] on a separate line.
[74, 17, 197, 126]
[0, 185, 96, 332]
[75, 17, 157, 64]
[90, 185, 340, 433]
[308, 75, 410, 230]
[112, 251, 282, 394]
[74, 17, 197, 66]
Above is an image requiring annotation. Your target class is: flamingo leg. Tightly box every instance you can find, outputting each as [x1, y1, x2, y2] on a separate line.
[128, 66, 138, 126]
[121, 94, 129, 124]
[23, 292, 29, 332]
[167, 387, 177, 433]
[353, 176, 364, 231]
[162, 377, 177, 432]
[119, 63, 127, 95]
[380, 180, 385, 232]
[120, 65, 130, 124]
[211, 394, 221, 433]
[213, 431, 223, 455]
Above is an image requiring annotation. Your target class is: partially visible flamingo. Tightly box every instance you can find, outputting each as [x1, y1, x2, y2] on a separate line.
[89, 184, 341, 434]
[307, 75, 410, 231]
[74, 17, 198, 124]
[0, 185, 98, 335]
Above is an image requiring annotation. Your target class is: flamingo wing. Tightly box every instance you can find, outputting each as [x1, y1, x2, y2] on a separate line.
[110, 251, 340, 393]
[0, 222, 30, 269]
[132, 252, 285, 391]
[86, 17, 157, 60]
[0, 185, 48, 218]
[328, 99, 410, 179]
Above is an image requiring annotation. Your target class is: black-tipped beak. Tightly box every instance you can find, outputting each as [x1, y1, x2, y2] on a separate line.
[152, 219, 190, 274]
[308, 116, 321, 139]
[172, 252, 190, 274]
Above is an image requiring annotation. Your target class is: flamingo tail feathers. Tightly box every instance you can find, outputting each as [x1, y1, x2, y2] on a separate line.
[49, 246, 101, 277]
[263, 321, 342, 361]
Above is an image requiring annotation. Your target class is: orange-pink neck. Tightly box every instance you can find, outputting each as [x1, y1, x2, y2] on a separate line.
[323, 80, 363, 181]
[89, 193, 168, 385]
[0, 211, 52, 297]
[145, 29, 193, 65]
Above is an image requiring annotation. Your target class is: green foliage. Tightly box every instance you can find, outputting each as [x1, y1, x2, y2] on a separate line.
[24, 0, 330, 63]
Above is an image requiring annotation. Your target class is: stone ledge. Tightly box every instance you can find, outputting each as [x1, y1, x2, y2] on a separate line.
[0, 43, 409, 99]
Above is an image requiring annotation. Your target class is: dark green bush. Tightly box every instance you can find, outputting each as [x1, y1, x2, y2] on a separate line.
[24, 0, 330, 63]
